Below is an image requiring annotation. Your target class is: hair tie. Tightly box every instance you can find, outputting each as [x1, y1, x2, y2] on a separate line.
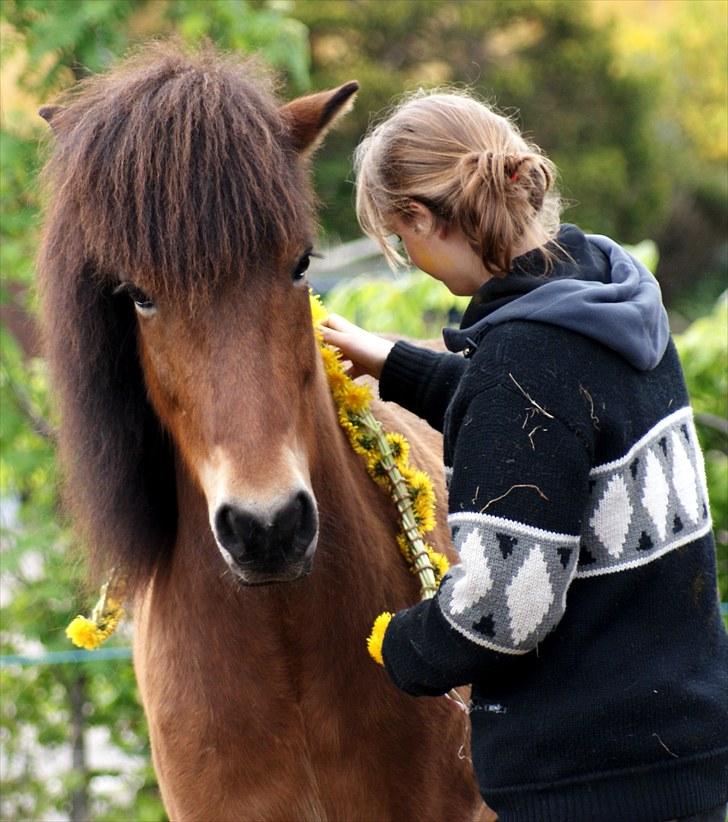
[509, 172, 519, 182]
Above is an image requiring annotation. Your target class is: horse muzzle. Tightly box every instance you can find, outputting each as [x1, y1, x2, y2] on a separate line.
[213, 490, 318, 584]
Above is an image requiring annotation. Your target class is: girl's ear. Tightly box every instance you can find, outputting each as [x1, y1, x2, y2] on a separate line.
[281, 81, 359, 156]
[405, 200, 440, 236]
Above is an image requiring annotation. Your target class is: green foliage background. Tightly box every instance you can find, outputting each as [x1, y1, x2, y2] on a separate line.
[1, 1, 726, 819]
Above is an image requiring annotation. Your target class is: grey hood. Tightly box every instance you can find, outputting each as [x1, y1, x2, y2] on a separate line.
[443, 226, 670, 371]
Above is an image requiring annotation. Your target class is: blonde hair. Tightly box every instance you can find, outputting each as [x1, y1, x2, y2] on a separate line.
[354, 89, 561, 276]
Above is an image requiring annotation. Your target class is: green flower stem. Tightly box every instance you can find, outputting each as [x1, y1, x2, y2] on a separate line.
[359, 410, 438, 600]
[90, 579, 111, 624]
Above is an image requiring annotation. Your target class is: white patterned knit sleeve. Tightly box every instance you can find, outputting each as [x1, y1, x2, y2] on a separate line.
[436, 384, 592, 654]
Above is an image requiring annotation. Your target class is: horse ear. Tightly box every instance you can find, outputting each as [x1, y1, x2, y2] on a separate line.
[281, 81, 359, 156]
[39, 105, 65, 133]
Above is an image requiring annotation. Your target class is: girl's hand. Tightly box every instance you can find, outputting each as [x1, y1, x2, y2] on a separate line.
[319, 314, 395, 380]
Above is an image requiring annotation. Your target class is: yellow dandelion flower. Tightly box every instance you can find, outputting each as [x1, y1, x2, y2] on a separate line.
[320, 345, 342, 374]
[337, 406, 356, 429]
[396, 532, 412, 563]
[336, 381, 372, 414]
[66, 616, 106, 650]
[414, 503, 436, 536]
[366, 611, 393, 666]
[309, 291, 329, 327]
[100, 602, 124, 633]
[406, 470, 436, 530]
[349, 438, 367, 457]
[397, 464, 417, 488]
[326, 367, 349, 394]
[366, 456, 391, 489]
[426, 547, 450, 580]
[385, 433, 409, 467]
[66, 586, 125, 650]
[356, 433, 376, 452]
[364, 448, 381, 472]
[407, 468, 434, 496]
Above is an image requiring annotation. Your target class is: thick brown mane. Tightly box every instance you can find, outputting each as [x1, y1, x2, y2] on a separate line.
[38, 43, 313, 593]
[41, 41, 312, 301]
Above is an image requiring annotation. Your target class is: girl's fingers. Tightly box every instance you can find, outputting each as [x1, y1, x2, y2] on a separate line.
[319, 324, 339, 341]
[320, 326, 350, 356]
[320, 324, 362, 357]
[317, 315, 393, 379]
[322, 312, 358, 332]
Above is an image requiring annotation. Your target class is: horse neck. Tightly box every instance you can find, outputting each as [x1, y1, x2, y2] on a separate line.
[307, 376, 408, 607]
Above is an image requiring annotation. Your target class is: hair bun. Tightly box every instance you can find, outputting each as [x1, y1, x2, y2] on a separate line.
[458, 150, 510, 198]
[458, 150, 553, 211]
[516, 153, 555, 212]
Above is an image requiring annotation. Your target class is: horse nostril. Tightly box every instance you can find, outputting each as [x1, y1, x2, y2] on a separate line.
[297, 491, 317, 548]
[213, 492, 318, 567]
[275, 490, 317, 551]
[214, 504, 260, 559]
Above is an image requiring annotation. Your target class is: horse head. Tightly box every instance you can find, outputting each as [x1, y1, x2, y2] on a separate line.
[39, 43, 357, 591]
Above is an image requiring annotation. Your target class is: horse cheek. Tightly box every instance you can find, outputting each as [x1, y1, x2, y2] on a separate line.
[136, 328, 202, 468]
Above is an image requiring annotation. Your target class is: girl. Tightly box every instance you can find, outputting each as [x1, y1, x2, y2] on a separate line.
[321, 91, 728, 821]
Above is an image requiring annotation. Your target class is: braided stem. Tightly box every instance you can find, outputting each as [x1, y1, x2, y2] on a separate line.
[359, 410, 438, 599]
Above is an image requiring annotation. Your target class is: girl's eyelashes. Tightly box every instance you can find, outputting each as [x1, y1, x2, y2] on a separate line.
[113, 282, 157, 316]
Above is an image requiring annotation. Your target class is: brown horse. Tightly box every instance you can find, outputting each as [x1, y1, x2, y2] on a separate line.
[38, 43, 489, 821]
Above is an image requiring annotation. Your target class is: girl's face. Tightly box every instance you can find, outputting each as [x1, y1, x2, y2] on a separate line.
[388, 210, 492, 297]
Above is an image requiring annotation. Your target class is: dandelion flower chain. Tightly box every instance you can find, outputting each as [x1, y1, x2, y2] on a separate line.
[310, 293, 449, 666]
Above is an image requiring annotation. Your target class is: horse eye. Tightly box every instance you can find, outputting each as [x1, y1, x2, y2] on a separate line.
[114, 282, 156, 316]
[292, 252, 311, 283]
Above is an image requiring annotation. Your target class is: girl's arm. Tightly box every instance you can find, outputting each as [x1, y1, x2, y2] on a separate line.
[378, 341, 467, 432]
[321, 314, 468, 432]
[381, 379, 592, 694]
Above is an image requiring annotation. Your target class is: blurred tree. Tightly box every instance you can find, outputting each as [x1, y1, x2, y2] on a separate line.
[0, 326, 166, 820]
[1, 0, 311, 96]
[594, 0, 728, 311]
[0, 127, 163, 820]
[291, 0, 668, 248]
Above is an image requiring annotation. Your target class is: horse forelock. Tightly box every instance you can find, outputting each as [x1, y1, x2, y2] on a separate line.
[43, 41, 313, 303]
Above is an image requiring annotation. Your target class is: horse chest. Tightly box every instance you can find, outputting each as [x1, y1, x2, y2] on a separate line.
[137, 649, 392, 820]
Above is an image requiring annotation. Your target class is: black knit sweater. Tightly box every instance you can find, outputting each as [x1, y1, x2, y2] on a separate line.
[377, 231, 728, 821]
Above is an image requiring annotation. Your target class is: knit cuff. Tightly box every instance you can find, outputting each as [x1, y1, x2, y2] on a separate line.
[381, 596, 500, 697]
[381, 599, 454, 697]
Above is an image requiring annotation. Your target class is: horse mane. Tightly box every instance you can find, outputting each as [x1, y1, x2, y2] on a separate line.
[41, 40, 312, 301]
[38, 42, 313, 593]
